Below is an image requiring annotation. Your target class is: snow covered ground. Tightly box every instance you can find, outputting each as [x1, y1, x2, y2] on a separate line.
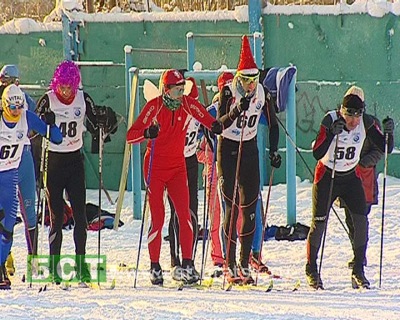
[1, 174, 400, 319]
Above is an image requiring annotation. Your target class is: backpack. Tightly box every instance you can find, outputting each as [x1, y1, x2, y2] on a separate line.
[274, 222, 310, 241]
[262, 66, 297, 113]
[43, 200, 75, 229]
[85, 203, 124, 231]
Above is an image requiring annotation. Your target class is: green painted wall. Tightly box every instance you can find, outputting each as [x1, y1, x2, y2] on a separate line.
[79, 21, 248, 190]
[0, 32, 63, 85]
[1, 14, 399, 190]
[264, 13, 400, 183]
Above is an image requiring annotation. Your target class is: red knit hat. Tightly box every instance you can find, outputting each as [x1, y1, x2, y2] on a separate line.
[217, 72, 234, 91]
[237, 36, 258, 75]
[186, 77, 199, 100]
[162, 69, 185, 87]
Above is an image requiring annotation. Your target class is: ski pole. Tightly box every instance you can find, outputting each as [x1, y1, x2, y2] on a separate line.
[200, 144, 209, 283]
[134, 139, 155, 288]
[29, 133, 49, 287]
[255, 167, 275, 286]
[223, 111, 246, 289]
[97, 123, 105, 286]
[317, 135, 339, 287]
[277, 117, 350, 237]
[40, 125, 50, 256]
[82, 149, 115, 205]
[200, 137, 217, 283]
[33, 134, 47, 254]
[379, 131, 389, 288]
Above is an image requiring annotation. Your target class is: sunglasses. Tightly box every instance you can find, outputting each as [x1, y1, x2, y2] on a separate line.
[341, 106, 363, 117]
[8, 104, 24, 110]
[238, 73, 259, 85]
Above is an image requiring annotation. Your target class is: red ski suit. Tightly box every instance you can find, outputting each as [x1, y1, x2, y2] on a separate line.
[127, 95, 216, 263]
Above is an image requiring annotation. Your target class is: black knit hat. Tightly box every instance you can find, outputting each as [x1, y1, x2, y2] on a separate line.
[342, 94, 364, 110]
[342, 86, 365, 116]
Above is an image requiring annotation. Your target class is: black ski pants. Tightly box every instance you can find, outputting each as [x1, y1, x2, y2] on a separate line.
[168, 154, 199, 267]
[47, 150, 88, 256]
[307, 167, 368, 273]
[217, 138, 259, 269]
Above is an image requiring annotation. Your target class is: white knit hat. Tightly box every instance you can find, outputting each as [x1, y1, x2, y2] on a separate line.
[344, 85, 364, 102]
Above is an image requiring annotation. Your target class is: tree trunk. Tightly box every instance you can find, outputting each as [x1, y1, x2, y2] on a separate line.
[86, 0, 94, 13]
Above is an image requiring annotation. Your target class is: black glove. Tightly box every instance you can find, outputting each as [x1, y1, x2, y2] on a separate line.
[269, 151, 282, 168]
[330, 117, 346, 135]
[382, 117, 394, 134]
[221, 85, 232, 99]
[96, 106, 108, 128]
[211, 121, 223, 135]
[238, 97, 251, 112]
[144, 124, 160, 139]
[42, 111, 55, 126]
[204, 128, 216, 153]
[220, 85, 233, 109]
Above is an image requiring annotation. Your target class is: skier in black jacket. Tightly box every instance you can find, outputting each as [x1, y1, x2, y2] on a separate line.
[217, 36, 281, 284]
[306, 86, 394, 290]
[338, 114, 384, 269]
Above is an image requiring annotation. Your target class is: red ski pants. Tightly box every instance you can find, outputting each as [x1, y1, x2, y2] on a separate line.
[144, 152, 193, 263]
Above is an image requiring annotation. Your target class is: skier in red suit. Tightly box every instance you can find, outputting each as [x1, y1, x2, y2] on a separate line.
[127, 69, 222, 285]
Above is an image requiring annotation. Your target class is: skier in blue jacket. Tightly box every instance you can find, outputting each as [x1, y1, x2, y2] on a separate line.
[0, 64, 40, 276]
[0, 84, 62, 289]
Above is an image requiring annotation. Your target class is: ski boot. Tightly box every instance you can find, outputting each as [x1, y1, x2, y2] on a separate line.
[305, 263, 323, 290]
[224, 264, 242, 284]
[249, 253, 270, 274]
[5, 252, 15, 276]
[76, 255, 92, 286]
[211, 264, 224, 278]
[351, 269, 370, 289]
[171, 265, 184, 281]
[347, 257, 367, 269]
[0, 264, 11, 289]
[181, 259, 200, 284]
[49, 255, 62, 285]
[150, 262, 164, 286]
[238, 264, 255, 285]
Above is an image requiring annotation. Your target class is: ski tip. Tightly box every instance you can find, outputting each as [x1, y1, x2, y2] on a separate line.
[266, 279, 274, 292]
[202, 278, 214, 288]
[225, 284, 233, 292]
[38, 284, 47, 293]
[61, 282, 72, 290]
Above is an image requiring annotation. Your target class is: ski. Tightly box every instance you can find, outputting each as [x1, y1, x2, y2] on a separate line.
[38, 279, 116, 292]
[267, 279, 301, 292]
[172, 279, 214, 291]
[265, 279, 274, 292]
[60, 282, 72, 290]
[225, 283, 233, 291]
[91, 279, 116, 290]
[113, 67, 139, 230]
[152, 278, 216, 291]
[223, 278, 300, 293]
[292, 279, 301, 291]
